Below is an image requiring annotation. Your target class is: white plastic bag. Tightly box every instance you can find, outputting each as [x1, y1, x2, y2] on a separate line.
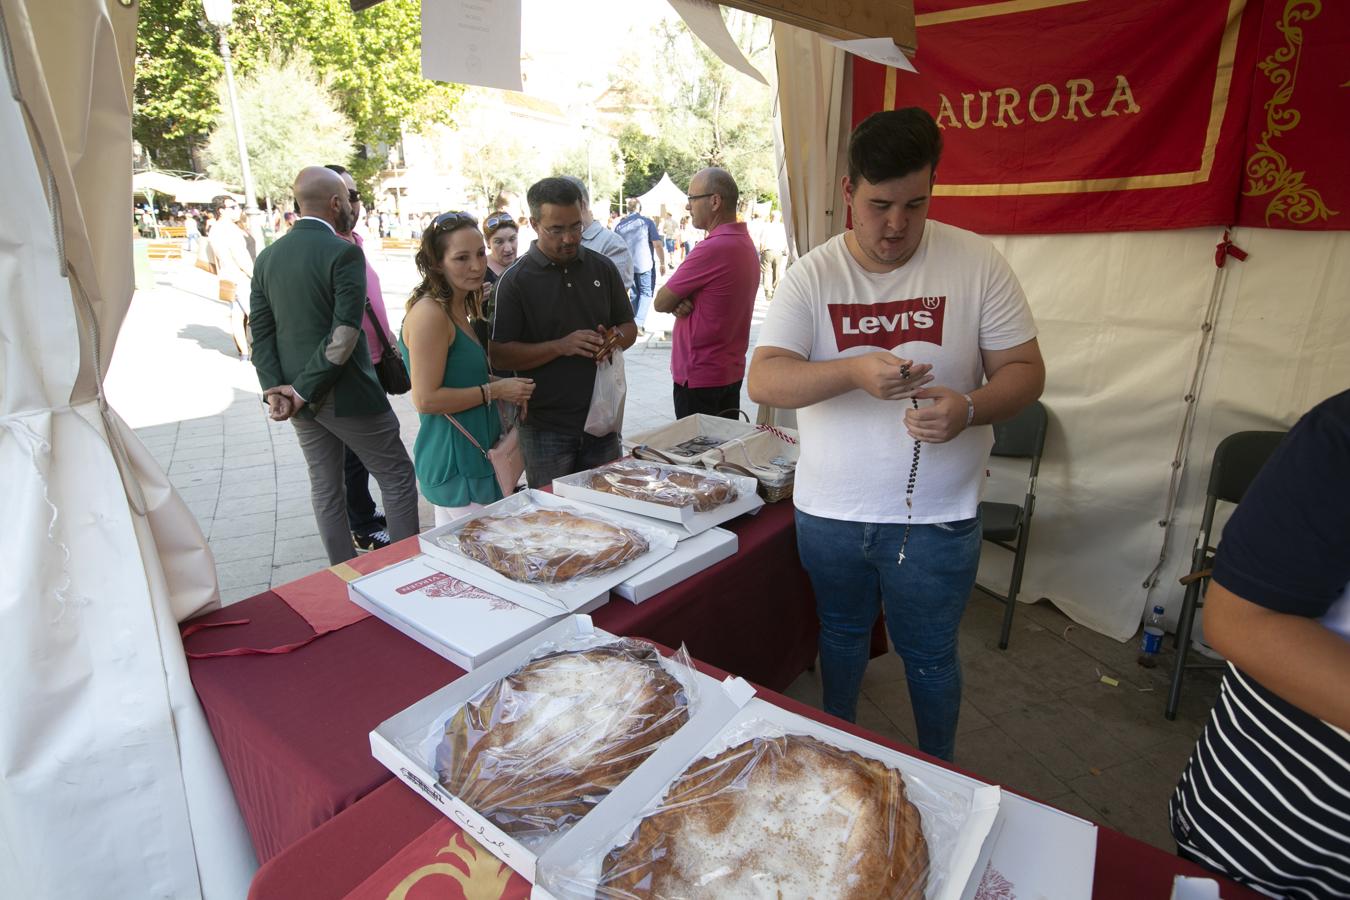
[585, 348, 627, 437]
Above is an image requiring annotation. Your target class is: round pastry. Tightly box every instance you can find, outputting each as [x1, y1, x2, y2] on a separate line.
[456, 508, 648, 583]
[602, 733, 929, 899]
[587, 461, 738, 513]
[437, 643, 689, 839]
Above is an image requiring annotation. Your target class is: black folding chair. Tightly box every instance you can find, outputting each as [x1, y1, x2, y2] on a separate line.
[973, 401, 1048, 650]
[1165, 429, 1286, 720]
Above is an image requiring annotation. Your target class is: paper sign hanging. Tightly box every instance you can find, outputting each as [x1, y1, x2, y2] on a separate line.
[668, 0, 768, 85]
[421, 0, 523, 92]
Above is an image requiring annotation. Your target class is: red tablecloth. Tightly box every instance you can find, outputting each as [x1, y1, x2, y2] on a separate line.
[186, 502, 823, 862]
[248, 672, 1264, 900]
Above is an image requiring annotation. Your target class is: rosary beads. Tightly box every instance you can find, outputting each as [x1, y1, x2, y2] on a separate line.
[898, 362, 921, 566]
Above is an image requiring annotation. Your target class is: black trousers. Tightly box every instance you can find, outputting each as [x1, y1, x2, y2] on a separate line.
[673, 380, 743, 420]
[343, 445, 383, 533]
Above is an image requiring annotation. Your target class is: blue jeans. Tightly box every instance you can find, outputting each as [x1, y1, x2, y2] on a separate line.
[517, 425, 621, 489]
[630, 268, 654, 327]
[795, 509, 982, 761]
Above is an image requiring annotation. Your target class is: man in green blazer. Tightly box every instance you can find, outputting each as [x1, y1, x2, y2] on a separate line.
[250, 166, 419, 564]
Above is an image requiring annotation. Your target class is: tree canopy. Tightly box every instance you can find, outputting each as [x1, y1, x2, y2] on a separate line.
[610, 13, 776, 206]
[135, 0, 463, 181]
[205, 53, 355, 207]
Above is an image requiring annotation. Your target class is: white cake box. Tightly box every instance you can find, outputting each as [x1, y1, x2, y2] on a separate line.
[612, 527, 737, 604]
[552, 464, 762, 538]
[957, 791, 1097, 900]
[370, 615, 754, 883]
[623, 414, 758, 466]
[535, 697, 1001, 900]
[347, 555, 604, 670]
[417, 490, 678, 617]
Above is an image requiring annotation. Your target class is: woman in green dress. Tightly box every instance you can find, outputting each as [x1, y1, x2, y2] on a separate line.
[401, 212, 534, 525]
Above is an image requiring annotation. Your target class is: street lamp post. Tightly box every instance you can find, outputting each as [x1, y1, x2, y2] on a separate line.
[202, 0, 263, 244]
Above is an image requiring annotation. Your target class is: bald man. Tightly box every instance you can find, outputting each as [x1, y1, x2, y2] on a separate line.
[250, 166, 420, 564]
[653, 167, 759, 419]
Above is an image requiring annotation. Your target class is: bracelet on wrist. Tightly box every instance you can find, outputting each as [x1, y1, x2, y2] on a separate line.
[480, 383, 490, 405]
[963, 393, 975, 427]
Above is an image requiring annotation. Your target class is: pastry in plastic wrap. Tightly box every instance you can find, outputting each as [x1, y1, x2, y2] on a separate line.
[601, 733, 929, 899]
[456, 508, 648, 583]
[436, 643, 690, 841]
[587, 460, 738, 512]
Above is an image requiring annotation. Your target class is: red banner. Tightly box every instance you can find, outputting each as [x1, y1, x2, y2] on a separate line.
[851, 0, 1348, 234]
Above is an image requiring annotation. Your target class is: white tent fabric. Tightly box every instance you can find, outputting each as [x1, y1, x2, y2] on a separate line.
[133, 170, 243, 204]
[0, 1, 255, 896]
[771, 21, 849, 262]
[635, 171, 688, 217]
[769, 42, 1350, 641]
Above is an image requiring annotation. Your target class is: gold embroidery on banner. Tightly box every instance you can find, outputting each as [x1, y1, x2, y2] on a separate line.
[917, 0, 1092, 28]
[1243, 0, 1338, 224]
[387, 831, 514, 900]
[892, 0, 1247, 196]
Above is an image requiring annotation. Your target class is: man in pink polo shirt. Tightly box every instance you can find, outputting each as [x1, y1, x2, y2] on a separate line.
[654, 167, 760, 418]
[327, 164, 399, 550]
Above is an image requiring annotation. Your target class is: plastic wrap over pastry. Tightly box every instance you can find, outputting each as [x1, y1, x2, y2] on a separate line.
[433, 637, 696, 847]
[549, 716, 985, 900]
[586, 460, 738, 512]
[452, 504, 650, 583]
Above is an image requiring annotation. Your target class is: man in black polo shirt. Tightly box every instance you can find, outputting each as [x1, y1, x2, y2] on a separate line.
[490, 177, 637, 487]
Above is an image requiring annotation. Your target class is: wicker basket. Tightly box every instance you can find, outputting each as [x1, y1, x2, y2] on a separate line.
[705, 425, 799, 503]
[623, 413, 758, 466]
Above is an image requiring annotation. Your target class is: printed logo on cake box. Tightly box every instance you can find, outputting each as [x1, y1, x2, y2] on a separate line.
[397, 571, 520, 611]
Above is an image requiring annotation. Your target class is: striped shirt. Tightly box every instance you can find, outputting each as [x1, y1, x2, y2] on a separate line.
[1171, 664, 1350, 898]
[1169, 390, 1350, 899]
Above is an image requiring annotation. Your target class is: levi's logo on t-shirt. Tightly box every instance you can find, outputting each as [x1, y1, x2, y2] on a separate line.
[828, 296, 946, 351]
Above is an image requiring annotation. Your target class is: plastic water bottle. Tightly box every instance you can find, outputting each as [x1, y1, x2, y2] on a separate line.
[1138, 605, 1165, 668]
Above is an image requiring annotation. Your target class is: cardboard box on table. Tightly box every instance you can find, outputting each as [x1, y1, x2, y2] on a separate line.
[552, 465, 763, 539]
[611, 527, 738, 604]
[346, 555, 605, 670]
[417, 490, 678, 617]
[622, 414, 757, 466]
[532, 698, 1003, 900]
[957, 792, 1097, 899]
[369, 615, 756, 883]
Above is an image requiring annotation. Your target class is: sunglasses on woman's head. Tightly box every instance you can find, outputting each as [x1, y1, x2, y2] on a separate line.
[432, 210, 477, 232]
[484, 212, 515, 231]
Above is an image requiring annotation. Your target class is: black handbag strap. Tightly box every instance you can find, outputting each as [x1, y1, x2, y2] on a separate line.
[364, 301, 396, 355]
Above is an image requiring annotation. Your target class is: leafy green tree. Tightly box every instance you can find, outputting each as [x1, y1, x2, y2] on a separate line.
[551, 141, 622, 213]
[459, 127, 542, 210]
[135, 0, 463, 182]
[205, 52, 355, 208]
[607, 13, 777, 206]
[615, 126, 699, 201]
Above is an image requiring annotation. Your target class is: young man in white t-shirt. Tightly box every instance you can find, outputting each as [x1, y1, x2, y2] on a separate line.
[748, 108, 1045, 760]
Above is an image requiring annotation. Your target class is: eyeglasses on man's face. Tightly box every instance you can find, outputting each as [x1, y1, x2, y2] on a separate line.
[686, 192, 716, 203]
[541, 222, 585, 238]
[347, 190, 360, 204]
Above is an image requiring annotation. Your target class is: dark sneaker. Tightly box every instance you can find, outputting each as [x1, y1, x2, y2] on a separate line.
[353, 529, 391, 552]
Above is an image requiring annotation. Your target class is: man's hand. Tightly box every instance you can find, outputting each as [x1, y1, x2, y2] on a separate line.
[851, 353, 934, 401]
[594, 325, 624, 363]
[555, 328, 606, 358]
[904, 386, 969, 443]
[263, 385, 306, 421]
[673, 299, 693, 318]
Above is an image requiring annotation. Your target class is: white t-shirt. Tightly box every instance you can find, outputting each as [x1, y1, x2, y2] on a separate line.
[757, 221, 1037, 524]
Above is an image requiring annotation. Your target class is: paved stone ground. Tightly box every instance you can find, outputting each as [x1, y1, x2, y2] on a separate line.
[108, 250, 1224, 855]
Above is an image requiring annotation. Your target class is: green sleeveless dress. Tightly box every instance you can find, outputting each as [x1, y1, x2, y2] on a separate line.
[400, 321, 503, 507]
